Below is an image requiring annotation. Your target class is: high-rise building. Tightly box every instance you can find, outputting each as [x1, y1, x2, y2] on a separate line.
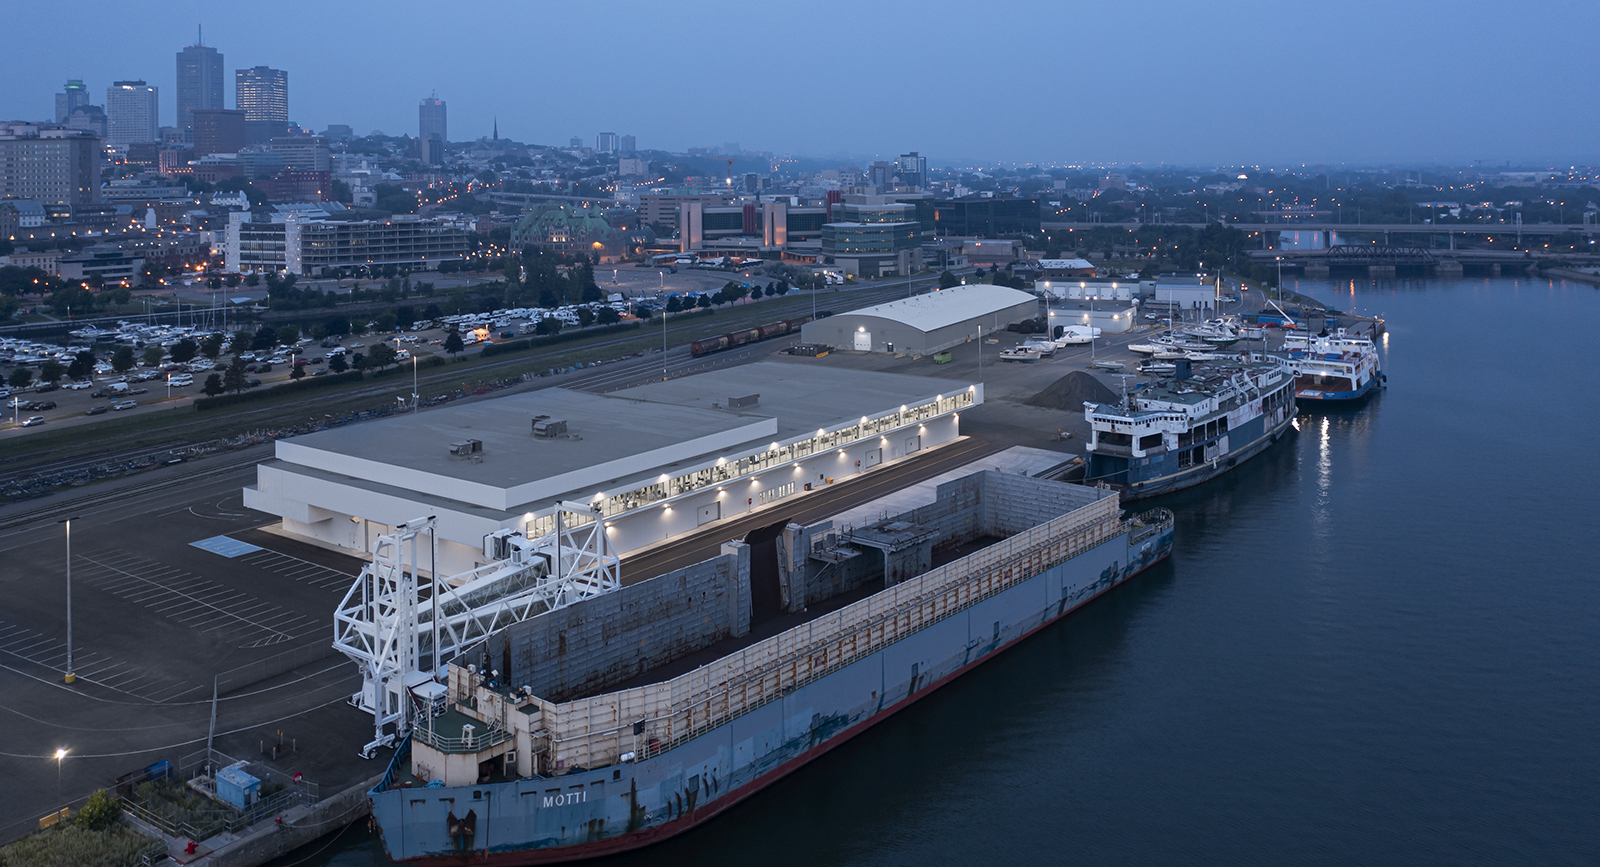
[237, 66, 289, 145]
[868, 161, 891, 191]
[270, 136, 330, 172]
[176, 41, 224, 142]
[105, 80, 159, 147]
[63, 106, 108, 140]
[419, 96, 447, 144]
[596, 132, 618, 154]
[620, 134, 636, 154]
[894, 151, 927, 189]
[0, 125, 101, 205]
[55, 79, 91, 123]
[191, 108, 246, 157]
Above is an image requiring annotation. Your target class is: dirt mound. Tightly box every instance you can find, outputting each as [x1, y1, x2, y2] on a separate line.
[1025, 371, 1119, 411]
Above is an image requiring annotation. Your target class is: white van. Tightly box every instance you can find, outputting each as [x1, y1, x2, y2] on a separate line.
[168, 374, 194, 387]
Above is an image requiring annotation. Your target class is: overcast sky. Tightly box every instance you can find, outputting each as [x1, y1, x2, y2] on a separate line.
[6, 0, 1597, 167]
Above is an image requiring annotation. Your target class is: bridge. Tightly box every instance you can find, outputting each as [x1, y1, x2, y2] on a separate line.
[1040, 221, 1597, 238]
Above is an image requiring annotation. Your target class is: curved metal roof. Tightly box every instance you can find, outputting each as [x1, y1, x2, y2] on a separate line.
[836, 284, 1037, 333]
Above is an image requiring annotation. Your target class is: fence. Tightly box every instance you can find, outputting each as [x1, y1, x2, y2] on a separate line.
[540, 495, 1124, 770]
[121, 748, 323, 842]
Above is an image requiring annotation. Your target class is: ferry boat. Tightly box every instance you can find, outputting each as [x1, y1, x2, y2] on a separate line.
[1084, 355, 1296, 498]
[365, 471, 1175, 864]
[1276, 328, 1384, 404]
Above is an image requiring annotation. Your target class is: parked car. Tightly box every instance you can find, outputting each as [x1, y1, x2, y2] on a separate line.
[128, 387, 148, 395]
[84, 405, 108, 415]
[245, 378, 262, 388]
[35, 382, 59, 393]
[111, 399, 137, 410]
[32, 400, 56, 411]
[21, 415, 45, 427]
[67, 380, 92, 390]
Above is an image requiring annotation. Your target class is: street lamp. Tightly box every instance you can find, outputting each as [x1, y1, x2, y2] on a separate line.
[55, 748, 68, 815]
[58, 517, 78, 683]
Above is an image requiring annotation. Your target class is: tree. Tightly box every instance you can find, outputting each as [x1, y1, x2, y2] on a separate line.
[225, 274, 242, 288]
[170, 337, 199, 363]
[73, 789, 121, 831]
[253, 325, 278, 350]
[696, 294, 712, 309]
[665, 296, 682, 313]
[223, 356, 248, 393]
[142, 346, 166, 368]
[8, 367, 32, 389]
[534, 317, 562, 336]
[112, 346, 136, 374]
[202, 373, 224, 396]
[329, 353, 349, 373]
[939, 269, 959, 289]
[597, 306, 620, 325]
[289, 364, 305, 381]
[576, 307, 595, 327]
[229, 329, 253, 356]
[375, 311, 398, 333]
[200, 333, 224, 360]
[276, 325, 301, 347]
[443, 329, 464, 358]
[40, 359, 65, 384]
[67, 350, 95, 381]
[364, 342, 398, 369]
[244, 273, 260, 287]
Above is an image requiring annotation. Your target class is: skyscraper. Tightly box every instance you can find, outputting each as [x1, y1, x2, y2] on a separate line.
[192, 108, 246, 157]
[596, 132, 618, 154]
[176, 39, 224, 142]
[105, 80, 159, 147]
[419, 96, 447, 144]
[620, 134, 636, 154]
[895, 152, 927, 189]
[55, 79, 91, 123]
[237, 66, 289, 145]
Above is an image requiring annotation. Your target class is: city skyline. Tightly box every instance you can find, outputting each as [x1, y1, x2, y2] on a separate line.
[3, 2, 1599, 166]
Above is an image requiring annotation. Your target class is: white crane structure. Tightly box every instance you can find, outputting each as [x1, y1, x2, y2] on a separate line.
[332, 503, 620, 758]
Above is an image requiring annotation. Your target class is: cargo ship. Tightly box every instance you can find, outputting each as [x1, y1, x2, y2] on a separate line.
[367, 470, 1174, 863]
[1277, 328, 1384, 404]
[1084, 355, 1296, 498]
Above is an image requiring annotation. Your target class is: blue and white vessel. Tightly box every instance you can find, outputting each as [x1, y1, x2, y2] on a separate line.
[1277, 328, 1384, 403]
[1084, 356, 1296, 498]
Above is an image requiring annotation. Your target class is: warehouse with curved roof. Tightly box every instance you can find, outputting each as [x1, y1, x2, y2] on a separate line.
[799, 284, 1039, 355]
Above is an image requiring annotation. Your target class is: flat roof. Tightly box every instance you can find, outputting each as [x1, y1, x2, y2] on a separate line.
[270, 364, 968, 513]
[606, 363, 959, 442]
[828, 284, 1038, 333]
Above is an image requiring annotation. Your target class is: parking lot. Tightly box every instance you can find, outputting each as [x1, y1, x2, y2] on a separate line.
[0, 466, 383, 840]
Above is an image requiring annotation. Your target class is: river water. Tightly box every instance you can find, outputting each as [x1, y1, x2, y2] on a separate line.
[286, 275, 1600, 867]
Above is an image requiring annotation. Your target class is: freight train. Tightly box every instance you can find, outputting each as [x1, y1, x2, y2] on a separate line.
[689, 315, 813, 357]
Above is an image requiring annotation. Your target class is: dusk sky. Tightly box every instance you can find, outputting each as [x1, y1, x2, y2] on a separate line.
[7, 0, 1597, 167]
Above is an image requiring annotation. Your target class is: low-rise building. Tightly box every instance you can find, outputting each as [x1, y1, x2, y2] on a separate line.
[226, 207, 469, 275]
[800, 284, 1039, 355]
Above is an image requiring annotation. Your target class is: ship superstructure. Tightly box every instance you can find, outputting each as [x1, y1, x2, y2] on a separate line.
[1085, 355, 1295, 498]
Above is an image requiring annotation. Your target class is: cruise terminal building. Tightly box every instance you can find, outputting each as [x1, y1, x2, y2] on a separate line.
[244, 363, 981, 575]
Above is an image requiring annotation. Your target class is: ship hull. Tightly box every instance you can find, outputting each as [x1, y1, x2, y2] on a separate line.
[1091, 411, 1296, 501]
[372, 525, 1175, 865]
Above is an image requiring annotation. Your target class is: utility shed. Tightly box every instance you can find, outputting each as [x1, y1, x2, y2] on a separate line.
[800, 284, 1039, 356]
[215, 762, 260, 809]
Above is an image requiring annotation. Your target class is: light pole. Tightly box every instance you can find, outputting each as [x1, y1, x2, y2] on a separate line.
[662, 309, 668, 382]
[55, 748, 68, 815]
[58, 518, 77, 684]
[1276, 256, 1284, 304]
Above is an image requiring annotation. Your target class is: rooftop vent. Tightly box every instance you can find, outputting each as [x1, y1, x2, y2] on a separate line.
[448, 439, 483, 456]
[727, 393, 760, 409]
[532, 418, 568, 438]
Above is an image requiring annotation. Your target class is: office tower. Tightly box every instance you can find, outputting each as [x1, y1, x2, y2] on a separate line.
[620, 134, 636, 154]
[105, 80, 159, 147]
[176, 40, 225, 141]
[55, 79, 91, 123]
[569, 137, 582, 148]
[237, 66, 289, 145]
[192, 108, 246, 156]
[895, 151, 927, 188]
[419, 96, 447, 144]
[596, 132, 618, 154]
[868, 161, 891, 191]
[0, 126, 101, 205]
[323, 124, 353, 141]
[63, 106, 108, 139]
[270, 136, 330, 172]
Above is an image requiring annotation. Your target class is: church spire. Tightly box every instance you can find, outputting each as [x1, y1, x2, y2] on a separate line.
[493, 117, 498, 141]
